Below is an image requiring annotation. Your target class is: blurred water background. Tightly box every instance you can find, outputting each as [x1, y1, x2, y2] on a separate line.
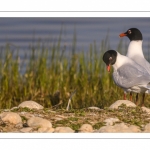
[0, 17, 150, 73]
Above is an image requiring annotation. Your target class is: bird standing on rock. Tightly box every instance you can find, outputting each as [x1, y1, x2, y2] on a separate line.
[103, 50, 150, 106]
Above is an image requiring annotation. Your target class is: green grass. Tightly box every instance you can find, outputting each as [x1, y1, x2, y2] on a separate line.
[0, 33, 150, 109]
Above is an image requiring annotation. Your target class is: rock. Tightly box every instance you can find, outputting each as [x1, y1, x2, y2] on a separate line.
[20, 127, 33, 133]
[21, 113, 35, 120]
[27, 117, 52, 128]
[54, 127, 75, 133]
[96, 123, 141, 133]
[3, 109, 10, 112]
[88, 107, 102, 111]
[78, 124, 93, 133]
[46, 128, 55, 133]
[141, 107, 150, 114]
[20, 112, 27, 115]
[38, 127, 55, 133]
[15, 122, 23, 128]
[143, 123, 150, 132]
[18, 100, 43, 110]
[34, 113, 44, 118]
[109, 100, 136, 109]
[104, 118, 120, 126]
[128, 125, 141, 132]
[0, 112, 22, 125]
[11, 107, 18, 111]
[52, 115, 68, 121]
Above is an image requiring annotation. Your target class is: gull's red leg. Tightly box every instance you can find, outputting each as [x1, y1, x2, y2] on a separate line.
[141, 93, 145, 107]
[130, 92, 132, 101]
[124, 92, 126, 100]
[135, 93, 138, 105]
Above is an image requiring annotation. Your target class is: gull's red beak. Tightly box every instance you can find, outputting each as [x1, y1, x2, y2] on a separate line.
[107, 64, 110, 72]
[119, 33, 127, 37]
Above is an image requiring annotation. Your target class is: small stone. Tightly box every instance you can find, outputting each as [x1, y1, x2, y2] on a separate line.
[27, 117, 52, 128]
[20, 112, 27, 115]
[109, 100, 136, 109]
[55, 115, 67, 119]
[54, 127, 75, 133]
[0, 112, 22, 125]
[78, 124, 93, 133]
[18, 100, 43, 110]
[22, 113, 35, 120]
[34, 113, 43, 117]
[143, 123, 150, 132]
[53, 115, 67, 121]
[11, 107, 19, 111]
[97, 123, 140, 133]
[53, 117, 64, 121]
[37, 127, 49, 132]
[128, 125, 141, 132]
[20, 127, 33, 133]
[38, 127, 55, 133]
[142, 107, 150, 114]
[3, 109, 10, 112]
[104, 118, 120, 126]
[88, 107, 102, 111]
[46, 128, 55, 133]
[15, 122, 23, 128]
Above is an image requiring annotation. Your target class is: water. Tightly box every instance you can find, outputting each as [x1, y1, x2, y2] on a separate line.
[0, 17, 150, 50]
[0, 17, 150, 72]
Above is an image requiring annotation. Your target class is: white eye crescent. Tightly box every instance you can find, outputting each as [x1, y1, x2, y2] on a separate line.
[109, 57, 112, 60]
[128, 30, 131, 34]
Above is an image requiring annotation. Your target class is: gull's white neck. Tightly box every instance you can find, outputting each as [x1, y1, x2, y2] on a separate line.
[112, 52, 133, 70]
[126, 40, 144, 58]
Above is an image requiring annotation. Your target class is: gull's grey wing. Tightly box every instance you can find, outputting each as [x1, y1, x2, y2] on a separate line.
[132, 56, 150, 74]
[143, 59, 150, 74]
[113, 64, 150, 89]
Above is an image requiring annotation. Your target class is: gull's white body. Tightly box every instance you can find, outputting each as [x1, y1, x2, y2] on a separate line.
[112, 51, 150, 94]
[126, 41, 150, 75]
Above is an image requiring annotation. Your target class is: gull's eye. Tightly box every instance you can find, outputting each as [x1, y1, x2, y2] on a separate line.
[128, 30, 131, 34]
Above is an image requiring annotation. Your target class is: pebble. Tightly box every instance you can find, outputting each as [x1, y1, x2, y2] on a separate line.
[141, 107, 150, 114]
[143, 123, 150, 132]
[21, 113, 35, 120]
[38, 127, 55, 133]
[97, 123, 141, 133]
[52, 115, 68, 121]
[0, 112, 22, 125]
[15, 122, 23, 128]
[104, 118, 120, 126]
[20, 127, 33, 133]
[54, 127, 75, 133]
[78, 124, 93, 133]
[27, 117, 52, 128]
[18, 100, 43, 110]
[88, 107, 103, 111]
[109, 100, 136, 109]
[11, 107, 18, 111]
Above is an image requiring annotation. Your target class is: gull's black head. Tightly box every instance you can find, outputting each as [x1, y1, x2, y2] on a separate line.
[103, 50, 117, 72]
[119, 28, 143, 41]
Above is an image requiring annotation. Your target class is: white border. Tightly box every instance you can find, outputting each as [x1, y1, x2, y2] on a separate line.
[0, 133, 149, 139]
[1, 0, 150, 12]
[0, 12, 150, 17]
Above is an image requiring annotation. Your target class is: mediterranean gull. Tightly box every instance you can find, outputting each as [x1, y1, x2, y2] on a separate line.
[103, 50, 150, 106]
